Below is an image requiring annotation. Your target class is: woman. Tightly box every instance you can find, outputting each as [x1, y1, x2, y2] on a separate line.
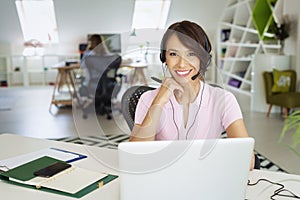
[129, 20, 255, 170]
[81, 34, 110, 87]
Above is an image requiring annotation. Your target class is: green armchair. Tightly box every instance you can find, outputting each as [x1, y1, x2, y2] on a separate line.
[262, 70, 300, 118]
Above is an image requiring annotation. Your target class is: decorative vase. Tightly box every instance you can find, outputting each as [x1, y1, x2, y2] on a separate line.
[279, 40, 285, 55]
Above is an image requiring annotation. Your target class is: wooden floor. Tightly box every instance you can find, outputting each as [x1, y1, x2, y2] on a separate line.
[0, 86, 299, 174]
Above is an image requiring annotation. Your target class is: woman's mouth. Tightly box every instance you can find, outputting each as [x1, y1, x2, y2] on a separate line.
[175, 69, 192, 77]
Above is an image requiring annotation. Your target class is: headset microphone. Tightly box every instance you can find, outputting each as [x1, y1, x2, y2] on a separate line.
[191, 71, 200, 80]
[191, 54, 212, 80]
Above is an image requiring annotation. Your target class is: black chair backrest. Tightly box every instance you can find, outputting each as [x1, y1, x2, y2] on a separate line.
[121, 85, 155, 130]
[85, 55, 121, 95]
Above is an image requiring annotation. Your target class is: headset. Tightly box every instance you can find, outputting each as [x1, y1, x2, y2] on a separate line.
[159, 33, 212, 80]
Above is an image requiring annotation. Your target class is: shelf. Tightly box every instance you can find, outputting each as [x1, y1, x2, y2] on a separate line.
[221, 71, 251, 84]
[221, 22, 258, 34]
[0, 56, 8, 83]
[227, 0, 254, 10]
[261, 43, 280, 49]
[224, 84, 252, 96]
[220, 42, 259, 48]
[218, 0, 281, 103]
[221, 57, 253, 61]
[6, 54, 79, 87]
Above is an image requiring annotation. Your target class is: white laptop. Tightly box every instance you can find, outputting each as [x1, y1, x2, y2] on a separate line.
[118, 138, 254, 200]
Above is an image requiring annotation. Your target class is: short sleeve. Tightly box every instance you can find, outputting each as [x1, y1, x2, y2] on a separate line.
[222, 92, 243, 129]
[134, 90, 157, 125]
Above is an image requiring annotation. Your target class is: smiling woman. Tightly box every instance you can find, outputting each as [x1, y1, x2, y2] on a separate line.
[129, 20, 257, 170]
[131, 21, 245, 138]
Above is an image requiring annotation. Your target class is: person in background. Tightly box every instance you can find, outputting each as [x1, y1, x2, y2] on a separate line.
[81, 34, 110, 87]
[129, 20, 256, 170]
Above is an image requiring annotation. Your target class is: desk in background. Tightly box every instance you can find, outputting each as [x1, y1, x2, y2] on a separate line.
[121, 61, 148, 86]
[0, 133, 299, 200]
[49, 62, 81, 113]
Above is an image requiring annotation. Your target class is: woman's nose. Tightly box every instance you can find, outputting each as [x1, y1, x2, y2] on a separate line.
[178, 55, 187, 68]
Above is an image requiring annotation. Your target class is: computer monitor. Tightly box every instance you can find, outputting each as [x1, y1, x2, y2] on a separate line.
[87, 33, 121, 54]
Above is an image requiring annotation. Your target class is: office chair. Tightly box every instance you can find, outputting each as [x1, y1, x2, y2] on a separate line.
[262, 70, 300, 118]
[79, 55, 122, 119]
[121, 85, 155, 130]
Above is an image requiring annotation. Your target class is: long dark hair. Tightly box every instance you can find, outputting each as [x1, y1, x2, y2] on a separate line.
[88, 34, 109, 55]
[160, 21, 211, 69]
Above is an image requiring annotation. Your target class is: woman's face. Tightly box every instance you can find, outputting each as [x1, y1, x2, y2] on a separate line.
[165, 34, 201, 84]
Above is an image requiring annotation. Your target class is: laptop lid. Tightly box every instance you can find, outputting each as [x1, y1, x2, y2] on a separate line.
[118, 138, 254, 200]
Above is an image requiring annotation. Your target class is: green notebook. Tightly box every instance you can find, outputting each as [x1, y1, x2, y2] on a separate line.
[0, 156, 118, 198]
[1, 156, 62, 181]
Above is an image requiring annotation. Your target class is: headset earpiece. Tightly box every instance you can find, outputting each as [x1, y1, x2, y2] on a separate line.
[160, 50, 166, 63]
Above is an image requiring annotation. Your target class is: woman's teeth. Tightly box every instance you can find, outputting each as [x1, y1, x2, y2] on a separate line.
[176, 70, 191, 76]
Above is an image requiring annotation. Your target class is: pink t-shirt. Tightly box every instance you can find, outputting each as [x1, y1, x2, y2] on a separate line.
[134, 82, 243, 140]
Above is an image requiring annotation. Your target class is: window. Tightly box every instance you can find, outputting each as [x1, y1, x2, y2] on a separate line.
[131, 0, 171, 29]
[15, 0, 59, 44]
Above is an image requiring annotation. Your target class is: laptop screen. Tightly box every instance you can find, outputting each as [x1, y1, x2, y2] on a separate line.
[118, 138, 254, 200]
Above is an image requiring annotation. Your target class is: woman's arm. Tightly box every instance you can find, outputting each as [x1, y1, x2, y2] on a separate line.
[130, 78, 183, 141]
[130, 104, 163, 141]
[225, 119, 248, 138]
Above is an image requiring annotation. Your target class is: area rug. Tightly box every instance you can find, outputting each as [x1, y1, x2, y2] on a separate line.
[56, 135, 286, 173]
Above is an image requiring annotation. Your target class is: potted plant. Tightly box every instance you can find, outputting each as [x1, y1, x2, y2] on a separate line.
[270, 15, 290, 54]
[279, 110, 300, 157]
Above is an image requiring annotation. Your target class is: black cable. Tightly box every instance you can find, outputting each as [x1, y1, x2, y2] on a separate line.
[169, 98, 180, 140]
[169, 82, 205, 140]
[246, 178, 300, 200]
[161, 63, 166, 78]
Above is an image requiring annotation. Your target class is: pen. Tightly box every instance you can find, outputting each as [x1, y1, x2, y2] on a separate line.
[151, 76, 162, 83]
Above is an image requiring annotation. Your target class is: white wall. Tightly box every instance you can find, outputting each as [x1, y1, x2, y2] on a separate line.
[0, 0, 298, 81]
[0, 0, 228, 56]
[283, 0, 300, 83]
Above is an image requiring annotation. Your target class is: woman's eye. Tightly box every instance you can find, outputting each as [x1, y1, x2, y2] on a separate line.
[169, 52, 177, 56]
[187, 52, 196, 57]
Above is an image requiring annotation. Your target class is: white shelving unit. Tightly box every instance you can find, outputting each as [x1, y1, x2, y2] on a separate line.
[217, 0, 281, 97]
[0, 56, 9, 86]
[6, 54, 79, 87]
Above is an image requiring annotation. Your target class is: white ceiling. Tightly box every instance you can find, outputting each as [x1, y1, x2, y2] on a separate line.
[0, 0, 228, 54]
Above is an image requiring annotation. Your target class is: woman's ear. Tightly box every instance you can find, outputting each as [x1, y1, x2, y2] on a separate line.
[164, 67, 172, 78]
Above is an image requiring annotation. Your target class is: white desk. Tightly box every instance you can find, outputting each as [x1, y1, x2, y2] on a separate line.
[247, 170, 300, 199]
[49, 63, 81, 113]
[121, 61, 148, 85]
[0, 134, 119, 200]
[0, 133, 299, 200]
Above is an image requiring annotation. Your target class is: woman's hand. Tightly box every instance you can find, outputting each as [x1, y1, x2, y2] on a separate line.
[153, 77, 184, 105]
[130, 77, 183, 142]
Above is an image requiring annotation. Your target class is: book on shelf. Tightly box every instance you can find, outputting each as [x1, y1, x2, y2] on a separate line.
[221, 29, 231, 42]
